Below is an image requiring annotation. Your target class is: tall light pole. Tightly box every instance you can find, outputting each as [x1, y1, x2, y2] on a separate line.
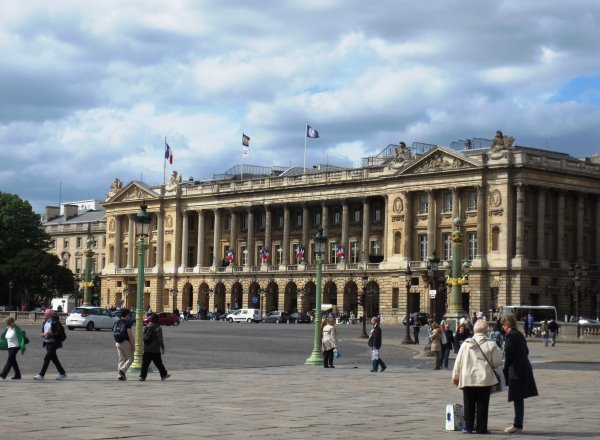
[359, 276, 369, 338]
[423, 252, 440, 356]
[82, 238, 95, 306]
[444, 216, 470, 329]
[305, 227, 327, 365]
[8, 280, 13, 311]
[171, 288, 178, 312]
[568, 263, 587, 338]
[401, 264, 414, 344]
[129, 202, 151, 372]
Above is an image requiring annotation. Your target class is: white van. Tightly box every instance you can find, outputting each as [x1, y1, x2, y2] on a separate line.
[228, 308, 261, 323]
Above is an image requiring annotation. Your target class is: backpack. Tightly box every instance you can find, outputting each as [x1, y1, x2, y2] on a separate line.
[113, 320, 129, 343]
[55, 321, 67, 342]
[143, 326, 155, 344]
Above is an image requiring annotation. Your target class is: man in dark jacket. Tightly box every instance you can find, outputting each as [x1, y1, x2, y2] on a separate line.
[34, 309, 67, 381]
[368, 317, 387, 373]
[139, 313, 170, 381]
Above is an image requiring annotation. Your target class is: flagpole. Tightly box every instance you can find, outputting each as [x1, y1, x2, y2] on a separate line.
[304, 123, 307, 174]
[163, 137, 167, 185]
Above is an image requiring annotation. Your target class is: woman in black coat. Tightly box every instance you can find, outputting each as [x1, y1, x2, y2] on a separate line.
[501, 314, 538, 433]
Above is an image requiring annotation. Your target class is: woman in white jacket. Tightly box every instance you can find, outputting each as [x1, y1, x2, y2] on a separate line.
[452, 319, 502, 434]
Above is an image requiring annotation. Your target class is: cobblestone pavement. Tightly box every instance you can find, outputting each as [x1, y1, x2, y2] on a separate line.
[0, 341, 597, 439]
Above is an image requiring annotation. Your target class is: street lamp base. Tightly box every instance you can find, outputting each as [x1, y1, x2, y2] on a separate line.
[401, 336, 414, 345]
[304, 349, 324, 365]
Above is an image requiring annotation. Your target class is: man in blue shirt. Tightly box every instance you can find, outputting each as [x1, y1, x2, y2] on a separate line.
[527, 312, 535, 337]
[34, 309, 67, 381]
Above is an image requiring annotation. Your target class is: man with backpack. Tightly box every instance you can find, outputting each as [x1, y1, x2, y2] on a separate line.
[139, 313, 170, 381]
[113, 309, 135, 381]
[34, 309, 67, 381]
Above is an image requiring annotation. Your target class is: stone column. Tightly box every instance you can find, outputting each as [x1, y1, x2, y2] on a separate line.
[341, 201, 349, 257]
[127, 215, 135, 268]
[212, 209, 222, 267]
[515, 184, 525, 258]
[302, 204, 309, 249]
[322, 203, 329, 237]
[282, 205, 290, 265]
[114, 215, 122, 268]
[451, 187, 459, 218]
[197, 210, 205, 267]
[557, 191, 565, 262]
[265, 205, 272, 258]
[230, 210, 238, 264]
[596, 197, 600, 264]
[577, 193, 584, 261]
[362, 199, 370, 263]
[181, 211, 189, 268]
[427, 191, 435, 256]
[156, 212, 164, 270]
[476, 185, 486, 260]
[536, 188, 546, 260]
[403, 192, 412, 259]
[247, 209, 255, 266]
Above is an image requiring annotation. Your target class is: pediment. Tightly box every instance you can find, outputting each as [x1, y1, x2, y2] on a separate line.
[397, 146, 481, 175]
[106, 181, 159, 203]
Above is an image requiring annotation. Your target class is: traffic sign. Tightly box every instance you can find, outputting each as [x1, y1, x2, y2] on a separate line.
[429, 289, 437, 299]
[252, 296, 258, 304]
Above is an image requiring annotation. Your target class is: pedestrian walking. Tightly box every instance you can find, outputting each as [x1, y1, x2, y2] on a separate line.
[452, 319, 503, 434]
[34, 309, 67, 381]
[139, 313, 170, 381]
[412, 318, 421, 344]
[321, 317, 337, 368]
[527, 312, 535, 337]
[501, 314, 539, 433]
[454, 324, 469, 353]
[547, 319, 559, 346]
[0, 317, 27, 380]
[441, 323, 455, 370]
[368, 316, 387, 372]
[113, 308, 134, 380]
[429, 322, 442, 370]
[541, 320, 549, 347]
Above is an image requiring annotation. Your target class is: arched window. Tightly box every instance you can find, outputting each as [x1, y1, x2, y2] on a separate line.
[491, 226, 500, 251]
[394, 231, 402, 254]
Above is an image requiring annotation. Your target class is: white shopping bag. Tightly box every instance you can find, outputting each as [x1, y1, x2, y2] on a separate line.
[445, 403, 464, 431]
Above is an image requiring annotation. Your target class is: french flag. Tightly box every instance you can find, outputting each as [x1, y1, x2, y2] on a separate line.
[165, 142, 173, 164]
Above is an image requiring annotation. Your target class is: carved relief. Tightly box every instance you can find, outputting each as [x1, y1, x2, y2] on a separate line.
[108, 219, 115, 232]
[392, 197, 403, 213]
[414, 152, 467, 173]
[123, 187, 145, 201]
[391, 215, 405, 222]
[489, 189, 502, 208]
[165, 215, 173, 229]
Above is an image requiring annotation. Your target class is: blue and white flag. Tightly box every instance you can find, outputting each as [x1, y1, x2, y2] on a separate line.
[306, 125, 319, 139]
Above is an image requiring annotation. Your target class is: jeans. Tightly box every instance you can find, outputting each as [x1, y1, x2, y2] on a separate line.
[513, 399, 524, 429]
[441, 344, 451, 368]
[40, 343, 66, 376]
[549, 331, 557, 346]
[413, 327, 420, 344]
[1, 347, 21, 379]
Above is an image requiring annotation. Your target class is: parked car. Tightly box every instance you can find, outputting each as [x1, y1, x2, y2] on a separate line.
[402, 312, 430, 326]
[263, 311, 290, 323]
[228, 308, 261, 323]
[66, 306, 119, 331]
[578, 317, 599, 324]
[143, 312, 181, 326]
[290, 312, 311, 324]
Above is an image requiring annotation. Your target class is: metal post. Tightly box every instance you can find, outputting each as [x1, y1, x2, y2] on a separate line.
[401, 265, 414, 344]
[305, 227, 326, 365]
[8, 280, 13, 311]
[83, 239, 94, 306]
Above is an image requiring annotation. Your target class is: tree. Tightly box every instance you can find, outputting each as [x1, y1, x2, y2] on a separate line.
[0, 192, 70, 308]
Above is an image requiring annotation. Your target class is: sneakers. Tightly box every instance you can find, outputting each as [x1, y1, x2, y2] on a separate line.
[0, 376, 6, 381]
[11, 377, 21, 380]
[138, 377, 146, 381]
[380, 365, 387, 372]
[161, 374, 171, 381]
[56, 374, 68, 380]
[118, 370, 127, 381]
[34, 374, 44, 381]
[504, 426, 522, 433]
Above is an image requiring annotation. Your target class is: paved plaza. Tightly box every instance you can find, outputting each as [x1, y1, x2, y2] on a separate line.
[0, 337, 597, 439]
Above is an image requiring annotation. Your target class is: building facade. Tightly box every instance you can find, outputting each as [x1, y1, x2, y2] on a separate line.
[100, 132, 600, 323]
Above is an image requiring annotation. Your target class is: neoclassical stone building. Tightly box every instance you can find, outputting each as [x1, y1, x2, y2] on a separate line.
[100, 132, 600, 323]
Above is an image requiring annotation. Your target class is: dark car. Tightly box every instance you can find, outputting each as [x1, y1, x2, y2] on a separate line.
[143, 312, 181, 326]
[402, 312, 430, 326]
[290, 312, 311, 324]
[263, 311, 290, 323]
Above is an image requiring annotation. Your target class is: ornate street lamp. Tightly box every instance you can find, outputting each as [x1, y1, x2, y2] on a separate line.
[568, 263, 587, 338]
[427, 251, 441, 323]
[128, 202, 151, 372]
[305, 227, 327, 365]
[444, 217, 470, 328]
[82, 238, 95, 306]
[171, 288, 179, 312]
[259, 288, 267, 318]
[401, 264, 414, 344]
[8, 280, 14, 311]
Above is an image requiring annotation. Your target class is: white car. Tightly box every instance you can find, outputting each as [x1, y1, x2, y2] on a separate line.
[66, 306, 119, 331]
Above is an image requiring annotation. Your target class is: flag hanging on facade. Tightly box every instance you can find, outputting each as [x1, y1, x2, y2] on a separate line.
[295, 245, 305, 262]
[226, 249, 234, 263]
[336, 244, 345, 260]
[242, 134, 250, 157]
[165, 142, 173, 164]
[259, 247, 270, 263]
[306, 125, 319, 139]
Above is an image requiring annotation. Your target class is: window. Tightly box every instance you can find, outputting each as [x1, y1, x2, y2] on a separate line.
[240, 213, 248, 231]
[531, 277, 539, 286]
[370, 240, 381, 256]
[467, 191, 477, 210]
[208, 246, 214, 265]
[329, 241, 339, 263]
[64, 238, 69, 248]
[124, 247, 129, 264]
[241, 246, 248, 265]
[372, 204, 382, 223]
[51, 239, 56, 249]
[152, 246, 157, 266]
[332, 207, 341, 225]
[188, 215, 195, 230]
[274, 244, 282, 265]
[75, 258, 82, 274]
[295, 209, 302, 227]
[313, 208, 321, 226]
[418, 234, 428, 261]
[187, 246, 195, 266]
[257, 212, 265, 229]
[443, 192, 453, 213]
[392, 287, 399, 309]
[419, 194, 429, 214]
[350, 240, 360, 263]
[467, 232, 477, 260]
[443, 233, 452, 261]
[276, 211, 284, 228]
[224, 216, 231, 230]
[352, 206, 361, 223]
[76, 237, 82, 248]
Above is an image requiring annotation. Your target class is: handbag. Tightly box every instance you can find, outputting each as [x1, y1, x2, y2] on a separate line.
[334, 348, 341, 358]
[474, 339, 506, 393]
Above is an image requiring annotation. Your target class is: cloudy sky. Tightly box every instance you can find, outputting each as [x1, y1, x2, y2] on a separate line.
[2, 0, 600, 213]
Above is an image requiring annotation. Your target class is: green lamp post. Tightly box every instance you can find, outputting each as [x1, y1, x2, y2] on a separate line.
[128, 202, 151, 372]
[444, 217, 470, 329]
[82, 239, 95, 306]
[305, 227, 327, 365]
